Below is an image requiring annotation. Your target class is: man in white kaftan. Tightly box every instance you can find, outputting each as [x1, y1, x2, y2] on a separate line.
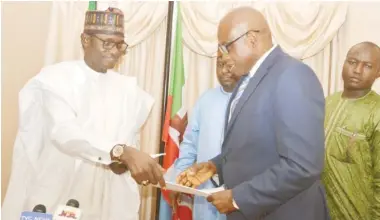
[2, 7, 164, 220]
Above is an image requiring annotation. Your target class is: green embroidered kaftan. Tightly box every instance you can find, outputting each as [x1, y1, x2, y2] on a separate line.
[323, 90, 380, 220]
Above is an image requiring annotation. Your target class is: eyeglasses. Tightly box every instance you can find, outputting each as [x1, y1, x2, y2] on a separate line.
[91, 35, 128, 53]
[218, 30, 260, 55]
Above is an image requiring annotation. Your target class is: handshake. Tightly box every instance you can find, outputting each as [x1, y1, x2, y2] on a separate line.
[170, 161, 238, 214]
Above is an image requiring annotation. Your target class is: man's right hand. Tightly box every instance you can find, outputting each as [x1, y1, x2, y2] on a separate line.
[121, 146, 166, 188]
[176, 161, 217, 188]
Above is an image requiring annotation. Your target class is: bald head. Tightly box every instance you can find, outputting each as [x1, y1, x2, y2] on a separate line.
[216, 7, 273, 79]
[348, 41, 380, 59]
[342, 41, 380, 92]
[218, 7, 271, 42]
[351, 41, 380, 50]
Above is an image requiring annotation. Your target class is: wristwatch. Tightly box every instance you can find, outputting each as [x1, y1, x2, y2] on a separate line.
[111, 144, 126, 163]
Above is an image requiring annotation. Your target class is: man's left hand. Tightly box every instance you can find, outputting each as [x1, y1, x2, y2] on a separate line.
[109, 162, 128, 175]
[207, 190, 237, 214]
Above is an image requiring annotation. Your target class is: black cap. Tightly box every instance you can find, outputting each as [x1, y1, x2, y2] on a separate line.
[66, 199, 80, 208]
[32, 204, 46, 213]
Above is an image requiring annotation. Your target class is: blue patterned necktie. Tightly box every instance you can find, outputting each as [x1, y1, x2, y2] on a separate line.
[228, 75, 251, 122]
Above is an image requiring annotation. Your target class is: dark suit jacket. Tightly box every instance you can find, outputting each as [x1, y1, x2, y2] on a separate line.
[211, 47, 329, 220]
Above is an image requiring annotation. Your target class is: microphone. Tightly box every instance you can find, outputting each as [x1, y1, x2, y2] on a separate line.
[33, 204, 47, 213]
[20, 204, 53, 220]
[53, 199, 82, 220]
[66, 199, 79, 208]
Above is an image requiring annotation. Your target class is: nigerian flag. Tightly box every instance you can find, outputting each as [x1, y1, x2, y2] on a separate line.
[159, 3, 192, 220]
[161, 3, 186, 171]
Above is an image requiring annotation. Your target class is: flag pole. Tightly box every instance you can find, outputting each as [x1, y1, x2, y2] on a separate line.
[156, 1, 175, 219]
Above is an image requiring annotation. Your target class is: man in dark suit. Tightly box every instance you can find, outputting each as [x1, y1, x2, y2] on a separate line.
[177, 7, 329, 220]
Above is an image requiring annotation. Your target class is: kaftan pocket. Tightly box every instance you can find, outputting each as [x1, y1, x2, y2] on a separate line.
[330, 127, 369, 165]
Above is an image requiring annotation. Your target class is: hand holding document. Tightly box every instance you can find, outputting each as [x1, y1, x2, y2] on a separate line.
[176, 161, 217, 188]
[151, 165, 225, 197]
[152, 182, 225, 197]
[152, 181, 211, 197]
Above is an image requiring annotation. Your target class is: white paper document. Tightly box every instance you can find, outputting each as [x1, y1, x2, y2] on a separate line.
[153, 182, 212, 197]
[150, 153, 166, 158]
[152, 161, 225, 197]
[152, 182, 225, 197]
[201, 185, 225, 194]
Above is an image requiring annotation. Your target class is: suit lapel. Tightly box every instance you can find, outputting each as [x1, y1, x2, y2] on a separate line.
[224, 46, 283, 138]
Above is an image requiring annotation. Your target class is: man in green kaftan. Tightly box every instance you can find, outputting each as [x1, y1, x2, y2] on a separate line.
[323, 41, 380, 220]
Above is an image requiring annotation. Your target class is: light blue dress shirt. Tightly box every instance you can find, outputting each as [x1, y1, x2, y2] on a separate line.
[174, 86, 231, 220]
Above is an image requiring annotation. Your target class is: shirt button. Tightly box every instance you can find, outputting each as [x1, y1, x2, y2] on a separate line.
[98, 157, 102, 161]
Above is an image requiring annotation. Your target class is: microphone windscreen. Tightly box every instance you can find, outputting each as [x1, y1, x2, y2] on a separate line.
[66, 199, 80, 208]
[32, 204, 47, 213]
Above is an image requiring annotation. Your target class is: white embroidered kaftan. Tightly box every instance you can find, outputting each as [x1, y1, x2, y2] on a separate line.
[2, 60, 154, 220]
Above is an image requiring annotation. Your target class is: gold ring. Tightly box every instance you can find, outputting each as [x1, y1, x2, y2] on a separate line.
[141, 180, 149, 186]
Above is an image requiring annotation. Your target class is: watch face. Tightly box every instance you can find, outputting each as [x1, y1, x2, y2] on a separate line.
[113, 145, 124, 157]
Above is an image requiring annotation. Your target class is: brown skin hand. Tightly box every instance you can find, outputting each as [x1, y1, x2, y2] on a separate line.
[207, 189, 237, 214]
[81, 33, 124, 73]
[119, 146, 166, 187]
[342, 42, 380, 99]
[176, 161, 217, 188]
[109, 161, 128, 175]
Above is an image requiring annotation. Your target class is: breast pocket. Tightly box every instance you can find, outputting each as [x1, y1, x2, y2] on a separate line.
[329, 127, 369, 164]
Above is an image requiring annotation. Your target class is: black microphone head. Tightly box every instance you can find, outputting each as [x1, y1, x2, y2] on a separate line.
[66, 199, 79, 208]
[32, 204, 46, 213]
